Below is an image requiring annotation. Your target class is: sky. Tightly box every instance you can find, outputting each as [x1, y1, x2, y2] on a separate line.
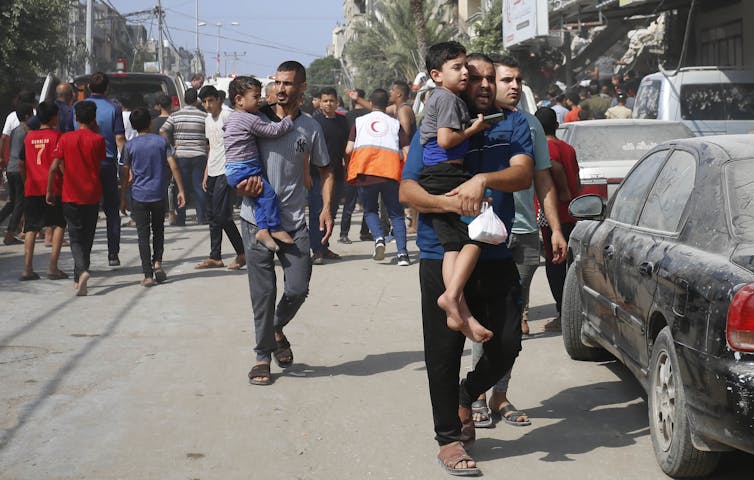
[108, 0, 345, 78]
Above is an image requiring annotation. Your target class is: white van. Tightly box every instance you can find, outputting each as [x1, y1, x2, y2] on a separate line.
[632, 66, 754, 136]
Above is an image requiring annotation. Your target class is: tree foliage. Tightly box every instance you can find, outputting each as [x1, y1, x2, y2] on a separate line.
[467, 0, 505, 55]
[306, 56, 342, 96]
[0, 0, 70, 110]
[343, 0, 458, 92]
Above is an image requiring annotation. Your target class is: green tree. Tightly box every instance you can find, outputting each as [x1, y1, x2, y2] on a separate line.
[306, 56, 342, 96]
[467, 0, 504, 55]
[0, 0, 70, 112]
[343, 0, 458, 92]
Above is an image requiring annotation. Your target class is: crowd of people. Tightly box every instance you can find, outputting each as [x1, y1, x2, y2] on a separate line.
[0, 46, 589, 475]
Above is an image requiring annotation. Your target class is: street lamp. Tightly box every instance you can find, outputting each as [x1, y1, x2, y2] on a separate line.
[198, 21, 239, 76]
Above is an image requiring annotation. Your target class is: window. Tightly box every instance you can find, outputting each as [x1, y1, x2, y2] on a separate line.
[633, 80, 661, 119]
[681, 83, 754, 121]
[725, 158, 754, 241]
[638, 150, 696, 232]
[609, 150, 668, 225]
[700, 21, 743, 67]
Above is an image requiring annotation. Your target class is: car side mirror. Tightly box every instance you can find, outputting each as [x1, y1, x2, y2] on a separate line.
[569, 194, 605, 220]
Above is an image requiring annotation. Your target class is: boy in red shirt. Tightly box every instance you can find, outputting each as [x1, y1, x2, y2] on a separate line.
[20, 101, 67, 281]
[47, 101, 106, 296]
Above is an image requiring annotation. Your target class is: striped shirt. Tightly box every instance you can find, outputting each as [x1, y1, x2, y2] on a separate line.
[240, 109, 330, 231]
[223, 110, 293, 163]
[160, 105, 207, 158]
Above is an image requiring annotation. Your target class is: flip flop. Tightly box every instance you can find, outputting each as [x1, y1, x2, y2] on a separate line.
[19, 272, 40, 281]
[492, 404, 531, 427]
[195, 259, 224, 269]
[437, 441, 482, 477]
[273, 335, 294, 368]
[471, 400, 493, 429]
[154, 267, 167, 283]
[47, 271, 69, 280]
[248, 363, 272, 386]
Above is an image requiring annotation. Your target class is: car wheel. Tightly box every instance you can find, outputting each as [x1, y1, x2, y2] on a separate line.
[648, 327, 720, 477]
[561, 264, 607, 361]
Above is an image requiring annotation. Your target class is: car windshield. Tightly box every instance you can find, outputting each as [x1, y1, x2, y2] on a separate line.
[726, 158, 754, 241]
[567, 124, 692, 162]
[73, 75, 178, 110]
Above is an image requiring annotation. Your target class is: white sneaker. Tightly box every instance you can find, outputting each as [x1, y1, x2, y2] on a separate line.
[373, 238, 386, 260]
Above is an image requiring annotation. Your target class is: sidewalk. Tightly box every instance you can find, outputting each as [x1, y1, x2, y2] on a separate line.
[1, 215, 751, 479]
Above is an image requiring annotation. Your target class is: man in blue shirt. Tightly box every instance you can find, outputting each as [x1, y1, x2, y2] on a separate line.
[75, 72, 126, 266]
[400, 53, 533, 476]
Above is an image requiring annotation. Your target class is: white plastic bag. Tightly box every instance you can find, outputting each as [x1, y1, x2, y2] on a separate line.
[467, 202, 508, 245]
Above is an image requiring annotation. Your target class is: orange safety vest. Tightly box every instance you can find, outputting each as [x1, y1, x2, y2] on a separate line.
[347, 110, 403, 184]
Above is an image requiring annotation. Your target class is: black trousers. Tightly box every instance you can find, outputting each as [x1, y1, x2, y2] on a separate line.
[420, 258, 522, 446]
[63, 203, 99, 283]
[132, 199, 165, 278]
[0, 171, 24, 233]
[205, 175, 243, 260]
[542, 222, 576, 315]
[100, 160, 120, 256]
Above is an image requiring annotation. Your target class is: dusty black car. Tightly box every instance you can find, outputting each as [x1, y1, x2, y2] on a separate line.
[562, 135, 754, 477]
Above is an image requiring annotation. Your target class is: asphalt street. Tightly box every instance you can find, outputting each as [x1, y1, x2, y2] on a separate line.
[1, 213, 752, 479]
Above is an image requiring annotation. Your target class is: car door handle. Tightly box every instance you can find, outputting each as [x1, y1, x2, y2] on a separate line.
[638, 262, 653, 276]
[603, 245, 615, 258]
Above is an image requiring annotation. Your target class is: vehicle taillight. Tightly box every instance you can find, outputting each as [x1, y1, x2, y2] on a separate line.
[171, 96, 180, 112]
[727, 284, 754, 352]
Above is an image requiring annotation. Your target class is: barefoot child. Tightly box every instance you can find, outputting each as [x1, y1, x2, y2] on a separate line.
[418, 41, 492, 343]
[119, 107, 186, 287]
[46, 101, 105, 296]
[223, 76, 295, 252]
[20, 101, 67, 281]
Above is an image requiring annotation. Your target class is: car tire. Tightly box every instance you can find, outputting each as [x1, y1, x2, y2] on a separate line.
[561, 264, 607, 361]
[648, 327, 720, 477]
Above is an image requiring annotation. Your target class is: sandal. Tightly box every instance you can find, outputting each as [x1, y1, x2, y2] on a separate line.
[227, 255, 246, 270]
[195, 258, 224, 269]
[248, 363, 272, 386]
[273, 335, 294, 368]
[471, 400, 493, 429]
[492, 404, 531, 427]
[437, 441, 482, 477]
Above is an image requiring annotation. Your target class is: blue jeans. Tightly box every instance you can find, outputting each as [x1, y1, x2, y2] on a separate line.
[308, 176, 342, 253]
[358, 180, 407, 255]
[176, 155, 208, 225]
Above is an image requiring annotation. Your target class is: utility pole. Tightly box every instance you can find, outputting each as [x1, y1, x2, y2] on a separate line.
[223, 51, 246, 75]
[85, 0, 93, 73]
[157, 0, 164, 73]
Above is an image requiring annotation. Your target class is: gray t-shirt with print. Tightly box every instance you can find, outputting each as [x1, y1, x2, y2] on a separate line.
[419, 87, 470, 145]
[240, 110, 330, 231]
[7, 125, 27, 173]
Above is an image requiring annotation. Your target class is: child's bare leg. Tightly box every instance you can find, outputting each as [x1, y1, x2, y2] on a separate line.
[437, 244, 493, 342]
[255, 228, 279, 252]
[270, 229, 294, 244]
[48, 226, 65, 274]
[23, 231, 37, 276]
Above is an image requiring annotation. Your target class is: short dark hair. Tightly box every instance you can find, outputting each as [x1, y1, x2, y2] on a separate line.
[277, 60, 306, 83]
[191, 73, 205, 82]
[74, 101, 97, 124]
[36, 101, 59, 124]
[155, 94, 172, 110]
[319, 87, 337, 98]
[15, 103, 34, 122]
[129, 107, 151, 131]
[369, 89, 389, 110]
[567, 91, 580, 106]
[489, 54, 520, 70]
[466, 52, 494, 68]
[184, 88, 198, 105]
[89, 72, 109, 94]
[534, 107, 558, 136]
[392, 80, 409, 98]
[425, 41, 466, 73]
[228, 76, 262, 106]
[198, 85, 220, 99]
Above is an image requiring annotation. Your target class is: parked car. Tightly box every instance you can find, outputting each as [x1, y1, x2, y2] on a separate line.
[40, 72, 186, 113]
[633, 66, 754, 136]
[557, 119, 693, 197]
[563, 134, 754, 477]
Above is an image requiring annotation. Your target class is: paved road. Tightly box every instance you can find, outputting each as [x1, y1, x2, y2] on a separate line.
[1, 215, 752, 479]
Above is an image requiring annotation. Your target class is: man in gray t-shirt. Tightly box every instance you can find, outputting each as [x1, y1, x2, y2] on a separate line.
[1, 105, 33, 244]
[237, 61, 333, 386]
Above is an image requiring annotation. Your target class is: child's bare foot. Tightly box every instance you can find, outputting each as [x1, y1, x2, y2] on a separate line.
[255, 229, 279, 252]
[438, 292, 465, 331]
[76, 271, 90, 296]
[464, 317, 493, 343]
[270, 230, 294, 244]
[439, 292, 494, 342]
